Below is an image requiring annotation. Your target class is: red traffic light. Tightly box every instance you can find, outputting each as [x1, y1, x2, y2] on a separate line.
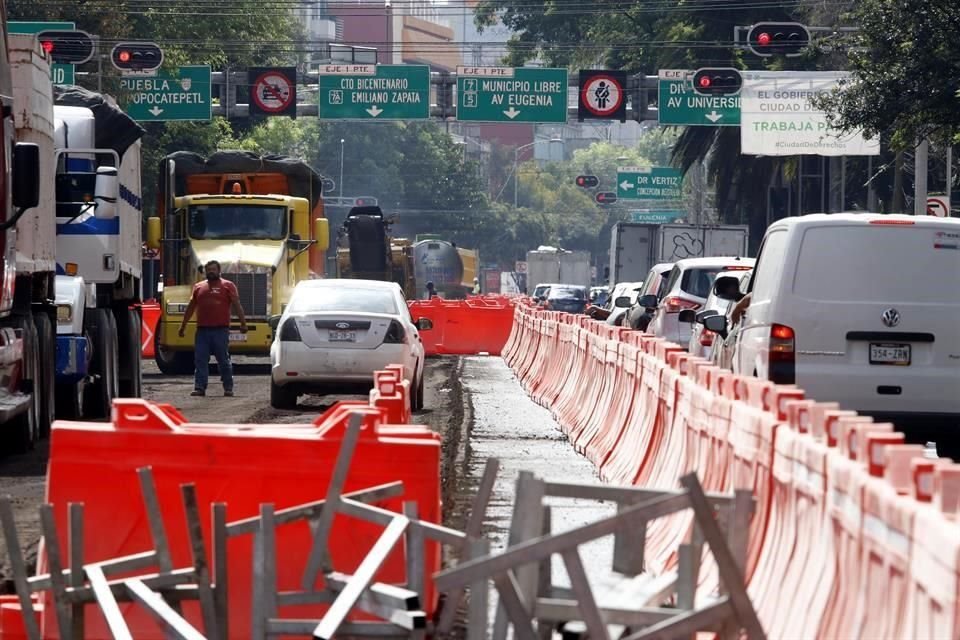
[575, 175, 599, 189]
[747, 22, 810, 57]
[118, 50, 132, 63]
[41, 40, 55, 55]
[691, 68, 742, 96]
[110, 42, 163, 71]
[698, 76, 711, 89]
[595, 191, 617, 205]
[757, 32, 771, 46]
[36, 30, 96, 65]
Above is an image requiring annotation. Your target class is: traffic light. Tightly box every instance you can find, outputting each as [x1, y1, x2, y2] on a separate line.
[575, 175, 599, 189]
[691, 68, 742, 96]
[110, 42, 163, 72]
[747, 22, 810, 57]
[595, 192, 618, 205]
[36, 30, 95, 65]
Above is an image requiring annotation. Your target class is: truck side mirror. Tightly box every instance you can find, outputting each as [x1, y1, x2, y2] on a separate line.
[94, 167, 118, 219]
[12, 143, 40, 210]
[146, 217, 162, 250]
[314, 218, 330, 252]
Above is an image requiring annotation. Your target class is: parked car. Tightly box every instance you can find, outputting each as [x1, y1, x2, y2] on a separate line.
[606, 281, 645, 326]
[644, 257, 754, 345]
[702, 213, 960, 433]
[681, 268, 753, 358]
[269, 279, 431, 411]
[625, 263, 674, 331]
[545, 285, 589, 314]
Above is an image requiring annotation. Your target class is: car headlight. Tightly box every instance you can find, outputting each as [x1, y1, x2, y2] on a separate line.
[166, 302, 189, 315]
[56, 305, 72, 324]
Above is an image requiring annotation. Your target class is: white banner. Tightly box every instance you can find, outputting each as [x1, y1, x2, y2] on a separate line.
[740, 71, 879, 157]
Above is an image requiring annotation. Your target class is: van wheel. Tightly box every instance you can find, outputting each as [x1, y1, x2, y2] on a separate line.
[116, 307, 143, 398]
[270, 380, 298, 410]
[154, 334, 195, 375]
[83, 309, 119, 420]
[9, 314, 40, 453]
[32, 311, 56, 437]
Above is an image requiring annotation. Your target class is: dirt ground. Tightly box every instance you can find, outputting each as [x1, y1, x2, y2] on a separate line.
[0, 355, 469, 595]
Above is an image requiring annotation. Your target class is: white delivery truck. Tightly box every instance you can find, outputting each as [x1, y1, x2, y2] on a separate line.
[526, 247, 591, 291]
[608, 222, 749, 285]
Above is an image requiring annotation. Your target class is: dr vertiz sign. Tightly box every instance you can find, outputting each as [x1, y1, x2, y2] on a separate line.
[740, 71, 879, 156]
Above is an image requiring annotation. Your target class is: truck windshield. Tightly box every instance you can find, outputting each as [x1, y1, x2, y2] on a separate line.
[188, 204, 287, 240]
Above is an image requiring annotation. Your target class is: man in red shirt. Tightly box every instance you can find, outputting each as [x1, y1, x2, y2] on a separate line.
[178, 260, 248, 396]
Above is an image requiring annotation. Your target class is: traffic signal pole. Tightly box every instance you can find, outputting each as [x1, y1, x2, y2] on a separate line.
[914, 139, 929, 216]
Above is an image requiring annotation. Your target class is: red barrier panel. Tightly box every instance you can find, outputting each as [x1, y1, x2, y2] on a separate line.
[408, 296, 515, 356]
[139, 301, 160, 358]
[41, 398, 441, 639]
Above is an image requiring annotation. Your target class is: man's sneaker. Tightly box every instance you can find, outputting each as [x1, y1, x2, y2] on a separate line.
[224, 390, 234, 397]
[191, 389, 205, 397]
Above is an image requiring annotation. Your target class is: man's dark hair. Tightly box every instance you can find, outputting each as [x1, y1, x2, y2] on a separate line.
[205, 260, 221, 270]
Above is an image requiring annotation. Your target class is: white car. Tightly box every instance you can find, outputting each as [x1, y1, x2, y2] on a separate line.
[645, 257, 754, 345]
[606, 281, 644, 326]
[704, 213, 960, 429]
[683, 268, 753, 358]
[269, 279, 431, 411]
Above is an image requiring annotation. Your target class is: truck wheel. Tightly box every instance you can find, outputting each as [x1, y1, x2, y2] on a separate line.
[55, 381, 84, 421]
[32, 311, 56, 437]
[9, 314, 40, 453]
[270, 380, 298, 410]
[154, 333, 195, 375]
[115, 307, 143, 398]
[83, 308, 119, 420]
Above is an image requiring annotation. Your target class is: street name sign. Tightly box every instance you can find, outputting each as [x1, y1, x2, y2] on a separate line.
[658, 69, 740, 126]
[317, 64, 430, 120]
[617, 167, 684, 201]
[9, 21, 76, 85]
[629, 210, 685, 224]
[119, 65, 212, 122]
[457, 66, 568, 123]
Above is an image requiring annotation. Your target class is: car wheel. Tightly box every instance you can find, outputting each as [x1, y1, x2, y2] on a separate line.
[413, 369, 425, 412]
[270, 380, 298, 410]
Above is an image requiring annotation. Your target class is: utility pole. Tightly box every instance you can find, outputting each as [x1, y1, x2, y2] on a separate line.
[914, 139, 929, 215]
[947, 145, 953, 217]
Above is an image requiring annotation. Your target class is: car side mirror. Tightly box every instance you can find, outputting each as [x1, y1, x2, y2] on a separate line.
[677, 309, 696, 323]
[712, 276, 741, 301]
[614, 296, 632, 308]
[694, 309, 719, 324]
[416, 317, 433, 330]
[703, 314, 728, 337]
[268, 315, 282, 331]
[637, 294, 658, 309]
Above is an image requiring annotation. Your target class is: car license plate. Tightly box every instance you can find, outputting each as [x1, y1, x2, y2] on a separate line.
[329, 330, 356, 342]
[869, 343, 910, 366]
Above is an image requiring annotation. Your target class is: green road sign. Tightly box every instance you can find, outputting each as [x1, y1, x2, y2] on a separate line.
[617, 166, 684, 201]
[9, 21, 76, 85]
[318, 64, 430, 120]
[118, 66, 211, 122]
[658, 69, 740, 126]
[629, 210, 685, 224]
[457, 66, 568, 123]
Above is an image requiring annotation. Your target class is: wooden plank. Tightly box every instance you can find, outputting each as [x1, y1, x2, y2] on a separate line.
[180, 484, 219, 640]
[467, 538, 491, 640]
[0, 497, 42, 640]
[492, 571, 539, 640]
[561, 549, 609, 640]
[86, 564, 133, 640]
[403, 502, 425, 596]
[39, 504, 74, 638]
[69, 502, 85, 640]
[125, 579, 207, 640]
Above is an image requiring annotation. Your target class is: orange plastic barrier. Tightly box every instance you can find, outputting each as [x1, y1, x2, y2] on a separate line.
[506, 301, 960, 638]
[408, 296, 515, 356]
[40, 395, 441, 639]
[139, 300, 160, 358]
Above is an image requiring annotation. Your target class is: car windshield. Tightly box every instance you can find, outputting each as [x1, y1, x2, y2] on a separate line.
[289, 287, 399, 315]
[549, 287, 586, 300]
[188, 204, 287, 240]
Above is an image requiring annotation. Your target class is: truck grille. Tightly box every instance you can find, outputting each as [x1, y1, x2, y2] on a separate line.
[226, 272, 269, 318]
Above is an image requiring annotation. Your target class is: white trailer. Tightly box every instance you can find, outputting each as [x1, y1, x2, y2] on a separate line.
[526, 248, 592, 290]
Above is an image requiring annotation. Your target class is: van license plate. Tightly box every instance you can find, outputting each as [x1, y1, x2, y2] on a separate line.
[228, 332, 247, 342]
[870, 343, 910, 365]
[329, 330, 356, 342]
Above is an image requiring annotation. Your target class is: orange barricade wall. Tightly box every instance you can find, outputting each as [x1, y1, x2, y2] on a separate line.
[506, 300, 960, 638]
[408, 296, 516, 356]
[38, 395, 441, 640]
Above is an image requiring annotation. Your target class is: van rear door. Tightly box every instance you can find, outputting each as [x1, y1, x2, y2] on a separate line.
[788, 220, 960, 416]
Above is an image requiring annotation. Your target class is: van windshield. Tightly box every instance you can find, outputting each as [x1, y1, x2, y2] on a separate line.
[188, 204, 287, 240]
[793, 225, 960, 304]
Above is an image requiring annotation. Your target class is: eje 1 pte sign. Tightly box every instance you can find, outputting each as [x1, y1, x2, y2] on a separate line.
[119, 65, 212, 122]
[456, 66, 568, 123]
[617, 166, 684, 201]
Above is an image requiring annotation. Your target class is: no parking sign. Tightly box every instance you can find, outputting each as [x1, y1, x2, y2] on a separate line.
[249, 67, 297, 118]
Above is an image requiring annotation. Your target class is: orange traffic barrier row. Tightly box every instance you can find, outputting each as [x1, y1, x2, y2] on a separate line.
[506, 300, 960, 638]
[408, 296, 516, 356]
[12, 369, 439, 640]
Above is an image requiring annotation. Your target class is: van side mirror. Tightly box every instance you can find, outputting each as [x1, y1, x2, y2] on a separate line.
[712, 276, 741, 301]
[314, 218, 330, 252]
[677, 309, 696, 323]
[146, 217, 162, 250]
[637, 294, 658, 309]
[614, 296, 632, 308]
[94, 167, 118, 219]
[703, 314, 728, 337]
[12, 143, 40, 211]
[416, 317, 433, 331]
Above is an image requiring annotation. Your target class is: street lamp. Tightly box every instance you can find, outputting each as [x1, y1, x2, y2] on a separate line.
[514, 137, 563, 208]
[339, 138, 345, 202]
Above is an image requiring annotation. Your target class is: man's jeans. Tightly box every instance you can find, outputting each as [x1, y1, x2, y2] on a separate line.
[194, 327, 233, 392]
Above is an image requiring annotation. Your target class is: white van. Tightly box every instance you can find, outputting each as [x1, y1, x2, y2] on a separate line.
[709, 213, 960, 423]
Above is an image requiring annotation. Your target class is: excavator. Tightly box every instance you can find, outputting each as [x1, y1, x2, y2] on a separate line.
[335, 205, 415, 297]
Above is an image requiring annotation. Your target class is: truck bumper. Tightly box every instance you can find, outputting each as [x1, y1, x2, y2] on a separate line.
[158, 320, 273, 354]
[55, 336, 89, 384]
[0, 328, 29, 421]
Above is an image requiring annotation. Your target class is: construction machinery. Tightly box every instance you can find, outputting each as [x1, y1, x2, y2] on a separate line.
[335, 205, 415, 298]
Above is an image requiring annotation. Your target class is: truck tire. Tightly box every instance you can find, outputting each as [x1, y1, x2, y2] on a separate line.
[9, 313, 40, 453]
[154, 333, 195, 376]
[270, 380, 298, 410]
[116, 307, 143, 398]
[83, 308, 119, 420]
[32, 311, 56, 437]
